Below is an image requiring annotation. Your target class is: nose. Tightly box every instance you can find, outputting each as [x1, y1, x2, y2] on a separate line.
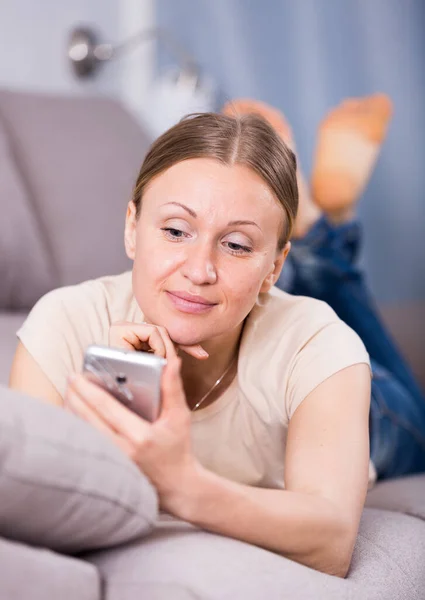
[181, 241, 217, 286]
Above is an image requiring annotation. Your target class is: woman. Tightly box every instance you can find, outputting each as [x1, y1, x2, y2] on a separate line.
[7, 105, 414, 578]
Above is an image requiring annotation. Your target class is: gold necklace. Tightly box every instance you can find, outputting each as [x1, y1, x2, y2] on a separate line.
[191, 355, 237, 412]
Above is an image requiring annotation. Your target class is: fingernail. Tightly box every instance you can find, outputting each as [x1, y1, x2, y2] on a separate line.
[198, 348, 209, 357]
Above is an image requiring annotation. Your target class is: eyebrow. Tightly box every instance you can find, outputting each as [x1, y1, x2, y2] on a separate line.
[162, 202, 261, 231]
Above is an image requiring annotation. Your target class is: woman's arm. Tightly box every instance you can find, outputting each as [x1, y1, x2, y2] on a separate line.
[66, 352, 370, 578]
[9, 342, 63, 407]
[169, 363, 371, 578]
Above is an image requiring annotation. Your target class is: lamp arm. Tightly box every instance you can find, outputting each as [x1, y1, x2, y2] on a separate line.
[68, 24, 199, 81]
[114, 27, 197, 72]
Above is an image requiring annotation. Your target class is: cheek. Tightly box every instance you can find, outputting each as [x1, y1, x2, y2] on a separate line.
[132, 231, 184, 295]
[222, 260, 268, 303]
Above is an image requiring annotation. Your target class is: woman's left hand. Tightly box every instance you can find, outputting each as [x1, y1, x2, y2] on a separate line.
[64, 349, 198, 515]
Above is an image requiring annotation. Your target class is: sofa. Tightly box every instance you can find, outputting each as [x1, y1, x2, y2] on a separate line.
[0, 87, 424, 599]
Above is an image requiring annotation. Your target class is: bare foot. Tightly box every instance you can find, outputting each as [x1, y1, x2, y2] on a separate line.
[222, 98, 321, 238]
[311, 93, 393, 224]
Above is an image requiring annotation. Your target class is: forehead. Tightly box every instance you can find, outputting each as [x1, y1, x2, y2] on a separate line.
[144, 158, 281, 216]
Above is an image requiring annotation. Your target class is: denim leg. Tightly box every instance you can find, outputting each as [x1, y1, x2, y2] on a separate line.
[369, 360, 425, 478]
[277, 216, 424, 405]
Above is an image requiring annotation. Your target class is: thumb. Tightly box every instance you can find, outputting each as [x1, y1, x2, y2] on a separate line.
[160, 356, 187, 415]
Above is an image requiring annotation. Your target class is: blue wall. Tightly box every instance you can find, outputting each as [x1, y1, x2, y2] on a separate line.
[157, 0, 425, 304]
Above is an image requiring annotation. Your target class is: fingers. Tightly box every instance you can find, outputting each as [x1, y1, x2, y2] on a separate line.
[110, 322, 167, 356]
[155, 325, 178, 358]
[67, 374, 151, 441]
[110, 321, 209, 360]
[65, 377, 135, 455]
[178, 344, 209, 360]
[65, 379, 114, 435]
[142, 324, 209, 360]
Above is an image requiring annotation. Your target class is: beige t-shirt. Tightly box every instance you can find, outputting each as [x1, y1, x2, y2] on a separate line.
[17, 270, 375, 487]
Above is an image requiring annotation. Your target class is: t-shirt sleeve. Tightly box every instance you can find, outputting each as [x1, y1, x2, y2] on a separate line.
[286, 320, 371, 420]
[16, 284, 108, 399]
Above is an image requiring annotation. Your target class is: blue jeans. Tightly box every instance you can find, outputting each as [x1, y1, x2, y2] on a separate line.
[276, 217, 425, 480]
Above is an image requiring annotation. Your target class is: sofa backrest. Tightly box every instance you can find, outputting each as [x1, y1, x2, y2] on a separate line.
[0, 89, 152, 310]
[0, 108, 54, 308]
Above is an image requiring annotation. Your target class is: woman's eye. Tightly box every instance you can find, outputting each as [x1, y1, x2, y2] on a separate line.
[161, 227, 187, 240]
[225, 241, 252, 255]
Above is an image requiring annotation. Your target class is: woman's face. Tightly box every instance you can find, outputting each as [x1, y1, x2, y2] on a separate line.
[125, 158, 290, 348]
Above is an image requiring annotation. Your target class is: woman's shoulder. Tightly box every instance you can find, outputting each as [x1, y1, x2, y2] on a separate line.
[238, 287, 370, 422]
[31, 271, 134, 319]
[18, 270, 136, 352]
[238, 287, 342, 391]
[267, 285, 336, 316]
[243, 286, 339, 347]
[16, 271, 136, 397]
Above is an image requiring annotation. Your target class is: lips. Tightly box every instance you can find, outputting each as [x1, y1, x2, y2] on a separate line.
[166, 291, 217, 314]
[169, 291, 216, 305]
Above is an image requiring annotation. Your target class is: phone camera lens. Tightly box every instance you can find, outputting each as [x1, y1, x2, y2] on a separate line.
[116, 374, 127, 384]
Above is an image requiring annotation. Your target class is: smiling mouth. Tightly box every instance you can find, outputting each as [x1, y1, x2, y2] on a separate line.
[166, 291, 217, 314]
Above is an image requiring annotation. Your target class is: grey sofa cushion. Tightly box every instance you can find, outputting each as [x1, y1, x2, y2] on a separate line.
[86, 508, 425, 600]
[0, 89, 151, 297]
[0, 111, 55, 310]
[0, 311, 26, 385]
[365, 473, 425, 519]
[348, 508, 425, 598]
[0, 537, 100, 600]
[0, 386, 158, 553]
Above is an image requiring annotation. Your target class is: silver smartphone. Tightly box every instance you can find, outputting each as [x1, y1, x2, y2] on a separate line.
[82, 345, 167, 422]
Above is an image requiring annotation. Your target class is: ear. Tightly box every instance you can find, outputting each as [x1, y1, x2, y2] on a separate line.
[260, 242, 291, 293]
[124, 201, 138, 260]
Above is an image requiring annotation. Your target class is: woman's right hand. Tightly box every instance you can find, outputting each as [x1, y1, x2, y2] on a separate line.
[109, 321, 209, 360]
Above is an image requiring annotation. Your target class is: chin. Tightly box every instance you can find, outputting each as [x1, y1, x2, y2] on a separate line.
[160, 315, 212, 346]
[166, 324, 207, 347]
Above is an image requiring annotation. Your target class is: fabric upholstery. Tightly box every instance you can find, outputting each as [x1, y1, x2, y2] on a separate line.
[0, 537, 100, 600]
[0, 386, 158, 553]
[0, 89, 152, 302]
[348, 508, 425, 597]
[365, 473, 425, 519]
[86, 508, 425, 600]
[0, 311, 26, 384]
[0, 111, 55, 309]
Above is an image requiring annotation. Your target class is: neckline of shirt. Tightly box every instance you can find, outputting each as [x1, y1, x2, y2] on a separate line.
[190, 372, 239, 422]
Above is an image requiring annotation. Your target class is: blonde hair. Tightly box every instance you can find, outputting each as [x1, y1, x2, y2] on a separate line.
[132, 112, 298, 249]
